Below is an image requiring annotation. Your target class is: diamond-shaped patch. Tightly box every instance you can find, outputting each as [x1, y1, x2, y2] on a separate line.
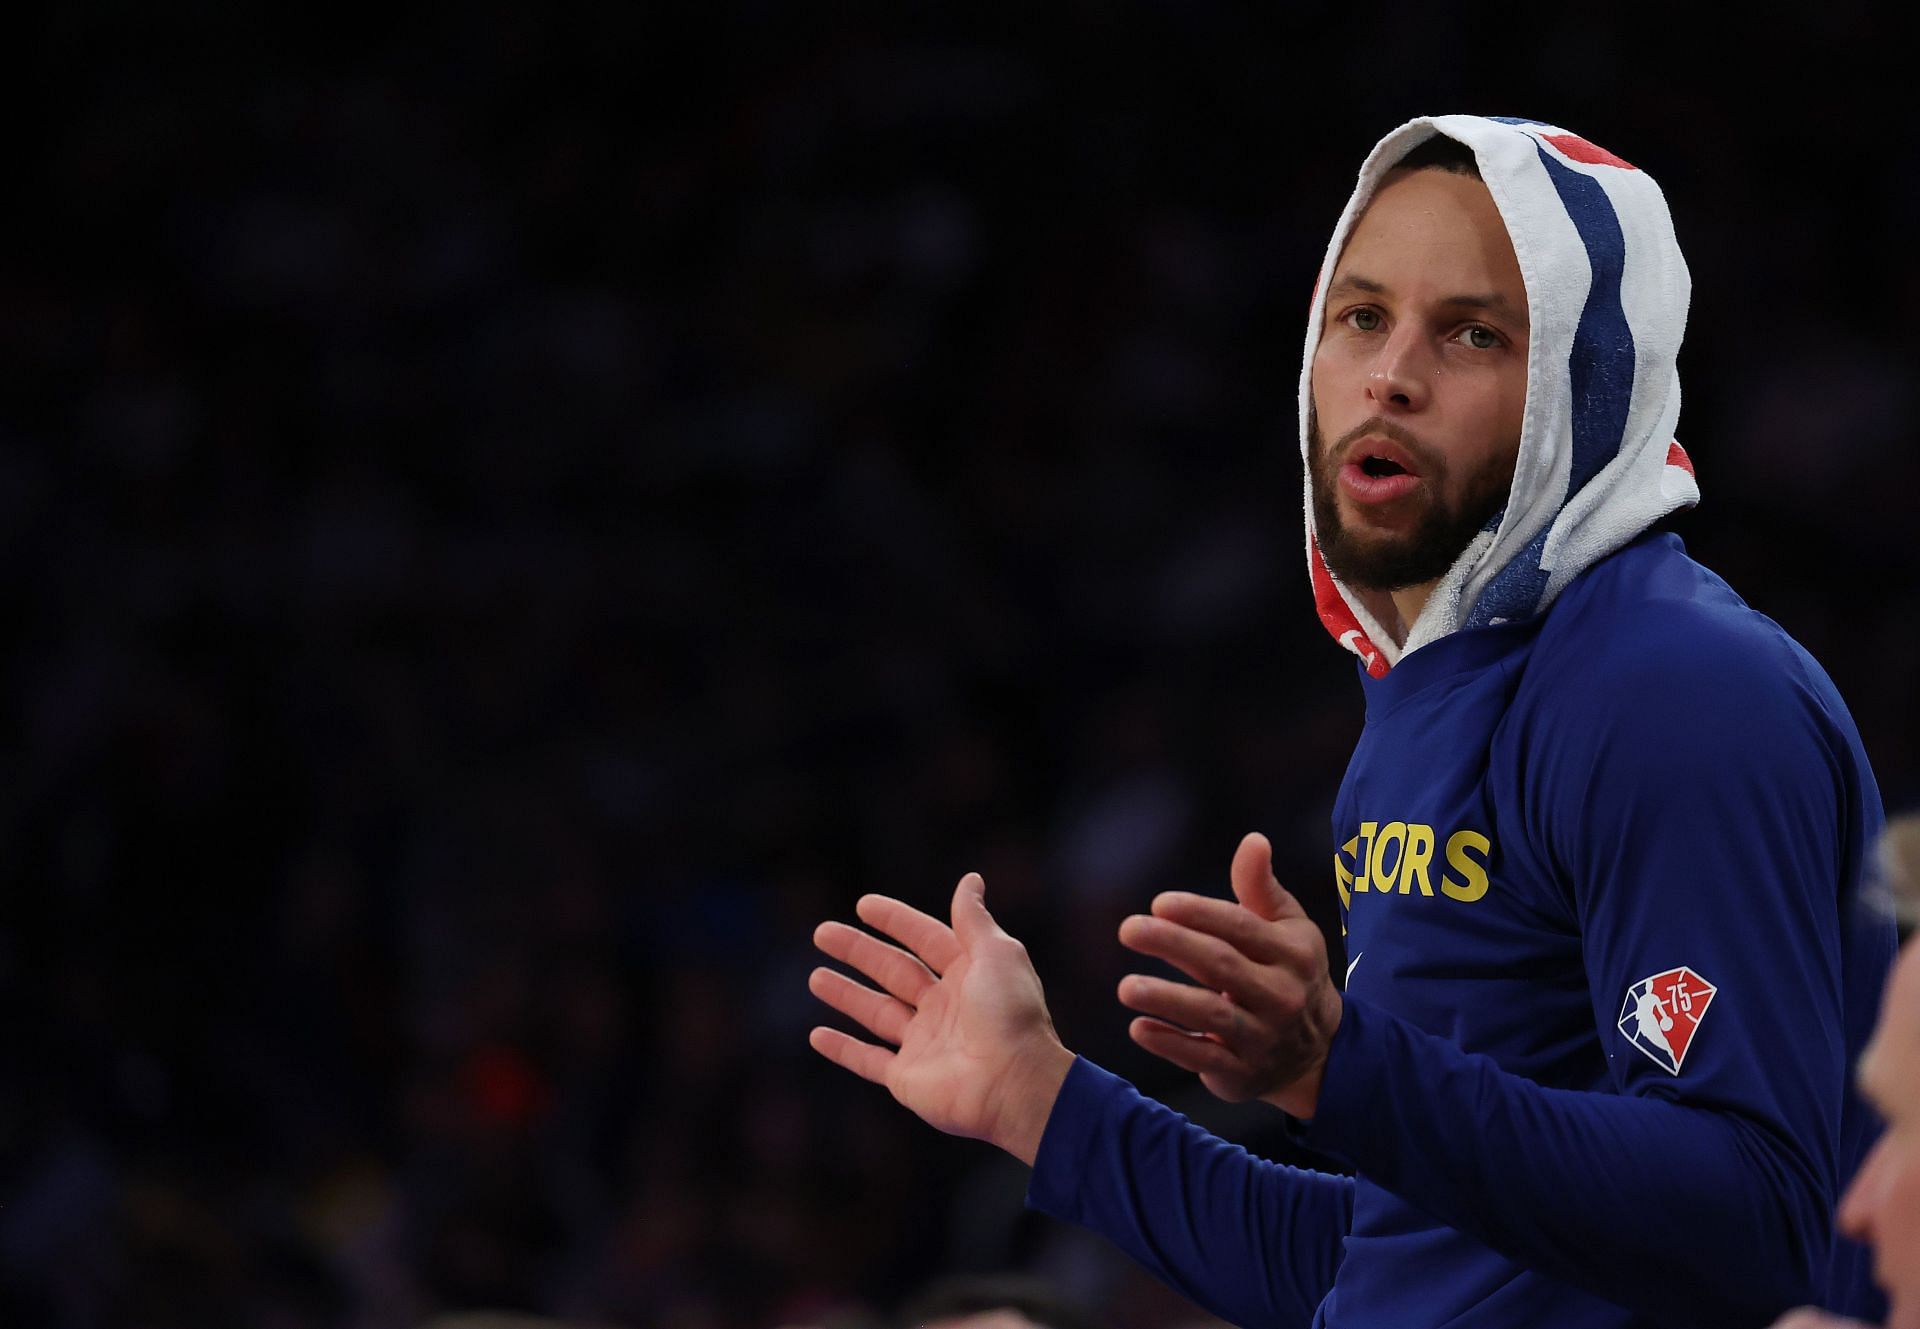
[1617, 966, 1716, 1075]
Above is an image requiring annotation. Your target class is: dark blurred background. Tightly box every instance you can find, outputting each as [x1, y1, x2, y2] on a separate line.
[5, 4, 1917, 1328]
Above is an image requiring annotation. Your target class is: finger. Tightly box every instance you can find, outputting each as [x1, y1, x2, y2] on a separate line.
[809, 1025, 895, 1086]
[855, 893, 962, 976]
[1231, 832, 1305, 922]
[814, 919, 937, 1006]
[809, 966, 913, 1046]
[949, 872, 1003, 951]
[1117, 972, 1251, 1043]
[1117, 911, 1260, 994]
[1144, 891, 1288, 964]
[1127, 1016, 1247, 1078]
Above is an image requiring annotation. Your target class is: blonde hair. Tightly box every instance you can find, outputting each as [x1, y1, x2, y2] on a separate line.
[1878, 812, 1920, 925]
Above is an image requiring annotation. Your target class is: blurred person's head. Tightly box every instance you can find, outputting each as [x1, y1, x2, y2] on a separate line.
[1838, 815, 1920, 1328]
[896, 1274, 1098, 1329]
[416, 1315, 611, 1329]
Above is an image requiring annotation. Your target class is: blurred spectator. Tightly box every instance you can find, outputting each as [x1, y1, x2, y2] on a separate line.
[1773, 816, 1920, 1329]
[897, 1274, 1098, 1329]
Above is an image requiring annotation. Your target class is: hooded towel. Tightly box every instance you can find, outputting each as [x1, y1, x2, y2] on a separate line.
[1301, 115, 1700, 676]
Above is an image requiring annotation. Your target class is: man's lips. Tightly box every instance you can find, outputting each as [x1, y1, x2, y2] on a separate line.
[1336, 434, 1425, 505]
[1344, 434, 1423, 477]
[1339, 462, 1422, 504]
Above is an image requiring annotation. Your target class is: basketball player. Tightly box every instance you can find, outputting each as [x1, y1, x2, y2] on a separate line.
[813, 115, 1895, 1328]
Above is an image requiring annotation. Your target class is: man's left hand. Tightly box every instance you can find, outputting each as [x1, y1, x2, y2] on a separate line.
[1117, 831, 1342, 1118]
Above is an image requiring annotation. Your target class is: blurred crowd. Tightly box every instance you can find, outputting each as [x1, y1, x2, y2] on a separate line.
[4, 5, 1917, 1328]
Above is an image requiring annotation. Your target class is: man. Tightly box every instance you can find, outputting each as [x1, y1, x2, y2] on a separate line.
[811, 116, 1895, 1328]
[1775, 819, 1920, 1329]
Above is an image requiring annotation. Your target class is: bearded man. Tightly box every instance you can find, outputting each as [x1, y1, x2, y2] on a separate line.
[810, 116, 1895, 1329]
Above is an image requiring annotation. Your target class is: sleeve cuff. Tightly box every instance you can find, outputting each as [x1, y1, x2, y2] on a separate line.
[1026, 1056, 1127, 1220]
[1298, 996, 1377, 1166]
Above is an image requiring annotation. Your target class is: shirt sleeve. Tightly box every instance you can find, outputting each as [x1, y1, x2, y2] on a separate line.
[1027, 1057, 1353, 1329]
[1302, 630, 1882, 1328]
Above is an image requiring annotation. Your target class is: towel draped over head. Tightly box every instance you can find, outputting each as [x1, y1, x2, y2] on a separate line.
[1301, 115, 1699, 677]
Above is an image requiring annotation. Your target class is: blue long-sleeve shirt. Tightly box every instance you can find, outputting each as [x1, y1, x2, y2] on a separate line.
[1027, 534, 1895, 1327]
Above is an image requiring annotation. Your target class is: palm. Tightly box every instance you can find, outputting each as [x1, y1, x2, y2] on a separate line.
[888, 945, 1048, 1139]
[810, 874, 1071, 1162]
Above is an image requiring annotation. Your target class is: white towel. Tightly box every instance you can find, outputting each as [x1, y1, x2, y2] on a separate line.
[1301, 115, 1700, 676]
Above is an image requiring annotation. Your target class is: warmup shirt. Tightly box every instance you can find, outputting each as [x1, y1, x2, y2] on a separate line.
[1024, 115, 1897, 1327]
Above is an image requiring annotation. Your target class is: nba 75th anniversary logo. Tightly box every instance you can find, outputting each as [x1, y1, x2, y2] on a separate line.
[1617, 966, 1716, 1074]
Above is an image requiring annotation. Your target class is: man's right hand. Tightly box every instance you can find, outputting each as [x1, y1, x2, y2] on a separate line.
[810, 872, 1075, 1165]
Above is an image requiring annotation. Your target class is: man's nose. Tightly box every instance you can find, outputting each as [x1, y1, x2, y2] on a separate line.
[1366, 328, 1431, 412]
[1835, 1136, 1884, 1242]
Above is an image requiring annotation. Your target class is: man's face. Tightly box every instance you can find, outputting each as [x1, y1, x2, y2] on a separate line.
[1309, 165, 1530, 592]
[1841, 937, 1920, 1329]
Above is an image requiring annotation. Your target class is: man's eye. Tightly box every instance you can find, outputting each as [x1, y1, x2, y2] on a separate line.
[1350, 309, 1383, 332]
[1459, 326, 1499, 350]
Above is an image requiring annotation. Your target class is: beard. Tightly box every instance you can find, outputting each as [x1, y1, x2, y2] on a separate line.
[1308, 409, 1516, 593]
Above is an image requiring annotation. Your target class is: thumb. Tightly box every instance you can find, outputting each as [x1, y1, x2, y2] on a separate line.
[951, 871, 1000, 948]
[1230, 832, 1301, 922]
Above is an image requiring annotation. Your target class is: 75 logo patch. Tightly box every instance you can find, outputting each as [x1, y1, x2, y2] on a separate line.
[1617, 966, 1716, 1074]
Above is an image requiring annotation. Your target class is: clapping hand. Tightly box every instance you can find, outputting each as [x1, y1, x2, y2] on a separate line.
[1116, 832, 1342, 1118]
[809, 873, 1075, 1164]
